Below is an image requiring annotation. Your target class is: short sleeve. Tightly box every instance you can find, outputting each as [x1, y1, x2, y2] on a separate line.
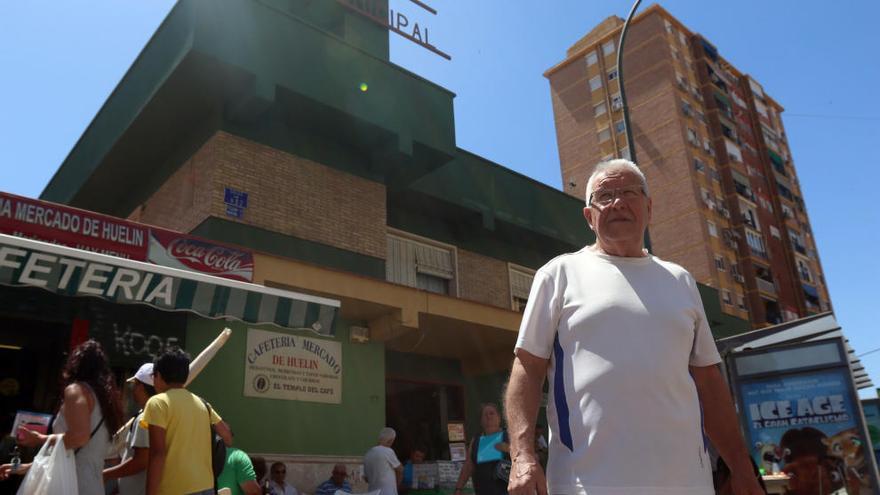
[685, 274, 722, 367]
[385, 447, 401, 468]
[142, 395, 169, 429]
[514, 270, 560, 359]
[234, 450, 256, 483]
[132, 412, 149, 448]
[208, 404, 222, 425]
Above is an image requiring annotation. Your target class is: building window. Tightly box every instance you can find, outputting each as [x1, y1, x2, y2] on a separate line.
[746, 229, 767, 258]
[664, 19, 672, 33]
[607, 68, 618, 81]
[707, 220, 718, 237]
[509, 265, 536, 313]
[714, 255, 726, 271]
[687, 128, 699, 146]
[694, 159, 705, 173]
[736, 293, 747, 310]
[602, 40, 615, 56]
[796, 258, 813, 283]
[611, 93, 623, 111]
[598, 127, 611, 143]
[594, 102, 607, 117]
[585, 51, 598, 67]
[619, 147, 630, 160]
[769, 225, 781, 239]
[387, 233, 455, 295]
[589, 75, 602, 92]
[678, 31, 687, 45]
[721, 289, 733, 306]
[614, 121, 625, 134]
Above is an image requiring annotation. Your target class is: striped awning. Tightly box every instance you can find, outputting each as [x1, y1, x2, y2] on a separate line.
[0, 233, 339, 335]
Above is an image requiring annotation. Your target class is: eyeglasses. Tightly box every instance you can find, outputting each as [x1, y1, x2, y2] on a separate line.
[589, 185, 645, 208]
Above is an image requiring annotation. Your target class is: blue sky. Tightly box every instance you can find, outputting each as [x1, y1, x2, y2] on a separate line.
[1, 1, 878, 395]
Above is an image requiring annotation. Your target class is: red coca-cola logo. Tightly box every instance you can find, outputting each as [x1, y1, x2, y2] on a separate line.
[166, 238, 249, 272]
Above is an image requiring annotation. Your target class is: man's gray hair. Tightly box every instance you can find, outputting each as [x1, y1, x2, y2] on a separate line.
[378, 427, 396, 443]
[585, 159, 649, 205]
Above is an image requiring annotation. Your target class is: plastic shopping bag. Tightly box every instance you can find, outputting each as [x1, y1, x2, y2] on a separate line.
[16, 434, 78, 495]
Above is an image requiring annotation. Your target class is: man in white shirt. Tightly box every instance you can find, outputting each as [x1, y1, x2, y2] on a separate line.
[268, 462, 298, 495]
[104, 363, 155, 495]
[363, 427, 402, 495]
[504, 159, 762, 495]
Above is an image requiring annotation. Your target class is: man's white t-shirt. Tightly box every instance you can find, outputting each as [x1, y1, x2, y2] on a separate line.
[515, 247, 721, 495]
[364, 445, 401, 495]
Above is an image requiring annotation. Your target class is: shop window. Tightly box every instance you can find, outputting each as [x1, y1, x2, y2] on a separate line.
[509, 265, 536, 313]
[386, 379, 465, 462]
[387, 233, 456, 296]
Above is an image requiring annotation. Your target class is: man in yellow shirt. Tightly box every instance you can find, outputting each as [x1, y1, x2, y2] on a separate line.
[143, 348, 232, 495]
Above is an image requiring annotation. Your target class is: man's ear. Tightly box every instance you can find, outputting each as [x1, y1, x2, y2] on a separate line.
[583, 206, 595, 231]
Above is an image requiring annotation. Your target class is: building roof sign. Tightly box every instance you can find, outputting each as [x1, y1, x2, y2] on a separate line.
[338, 0, 451, 60]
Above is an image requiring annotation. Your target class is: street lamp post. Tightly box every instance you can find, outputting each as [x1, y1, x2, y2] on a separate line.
[616, 0, 643, 163]
[615, 0, 651, 251]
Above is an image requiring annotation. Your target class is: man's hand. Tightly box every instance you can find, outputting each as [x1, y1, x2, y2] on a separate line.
[507, 456, 547, 495]
[0, 463, 12, 480]
[727, 469, 764, 495]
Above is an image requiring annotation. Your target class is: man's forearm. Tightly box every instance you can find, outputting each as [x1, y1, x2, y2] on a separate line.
[146, 451, 165, 495]
[505, 355, 546, 460]
[693, 365, 752, 473]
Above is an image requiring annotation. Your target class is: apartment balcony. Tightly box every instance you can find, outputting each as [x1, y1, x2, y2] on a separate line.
[750, 247, 769, 260]
[756, 278, 777, 296]
[792, 243, 807, 255]
[735, 183, 756, 202]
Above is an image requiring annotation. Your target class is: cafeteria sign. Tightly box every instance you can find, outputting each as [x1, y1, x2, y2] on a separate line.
[244, 328, 342, 404]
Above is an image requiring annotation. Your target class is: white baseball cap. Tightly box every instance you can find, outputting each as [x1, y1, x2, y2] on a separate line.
[126, 363, 154, 386]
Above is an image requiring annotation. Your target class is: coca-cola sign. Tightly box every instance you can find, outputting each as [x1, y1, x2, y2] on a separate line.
[148, 229, 253, 282]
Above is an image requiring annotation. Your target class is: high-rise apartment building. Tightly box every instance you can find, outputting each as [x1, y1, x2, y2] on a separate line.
[546, 4, 831, 327]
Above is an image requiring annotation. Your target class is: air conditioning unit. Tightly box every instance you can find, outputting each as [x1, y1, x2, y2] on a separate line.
[734, 274, 745, 283]
[612, 101, 623, 111]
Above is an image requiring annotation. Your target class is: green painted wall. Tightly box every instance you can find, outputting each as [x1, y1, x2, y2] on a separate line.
[191, 217, 386, 279]
[185, 316, 385, 456]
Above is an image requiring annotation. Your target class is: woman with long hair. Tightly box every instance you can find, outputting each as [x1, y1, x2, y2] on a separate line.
[0, 339, 124, 493]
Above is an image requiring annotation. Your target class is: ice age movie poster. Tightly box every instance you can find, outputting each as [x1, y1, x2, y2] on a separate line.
[740, 369, 874, 494]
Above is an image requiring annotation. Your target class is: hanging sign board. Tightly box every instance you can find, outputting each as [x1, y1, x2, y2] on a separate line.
[243, 328, 342, 404]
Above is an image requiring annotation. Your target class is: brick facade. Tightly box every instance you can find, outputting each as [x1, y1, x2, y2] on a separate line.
[457, 249, 512, 310]
[131, 131, 387, 261]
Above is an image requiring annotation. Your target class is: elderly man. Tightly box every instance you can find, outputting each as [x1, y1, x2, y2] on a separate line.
[315, 464, 352, 495]
[504, 159, 762, 495]
[364, 427, 403, 495]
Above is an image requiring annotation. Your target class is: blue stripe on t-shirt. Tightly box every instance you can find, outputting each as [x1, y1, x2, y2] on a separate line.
[553, 333, 573, 451]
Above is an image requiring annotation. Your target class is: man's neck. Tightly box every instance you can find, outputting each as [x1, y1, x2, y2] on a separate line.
[592, 240, 646, 258]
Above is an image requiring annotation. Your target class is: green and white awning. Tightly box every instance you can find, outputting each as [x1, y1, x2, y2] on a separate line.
[0, 234, 339, 335]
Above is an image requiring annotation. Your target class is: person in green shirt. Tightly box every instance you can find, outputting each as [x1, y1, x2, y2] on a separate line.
[217, 446, 261, 495]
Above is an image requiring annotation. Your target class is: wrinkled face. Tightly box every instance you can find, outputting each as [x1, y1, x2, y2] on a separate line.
[583, 169, 651, 249]
[271, 464, 286, 484]
[480, 405, 501, 432]
[331, 467, 348, 486]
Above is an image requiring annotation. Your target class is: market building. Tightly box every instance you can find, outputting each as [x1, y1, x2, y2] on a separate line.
[1, 0, 754, 491]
